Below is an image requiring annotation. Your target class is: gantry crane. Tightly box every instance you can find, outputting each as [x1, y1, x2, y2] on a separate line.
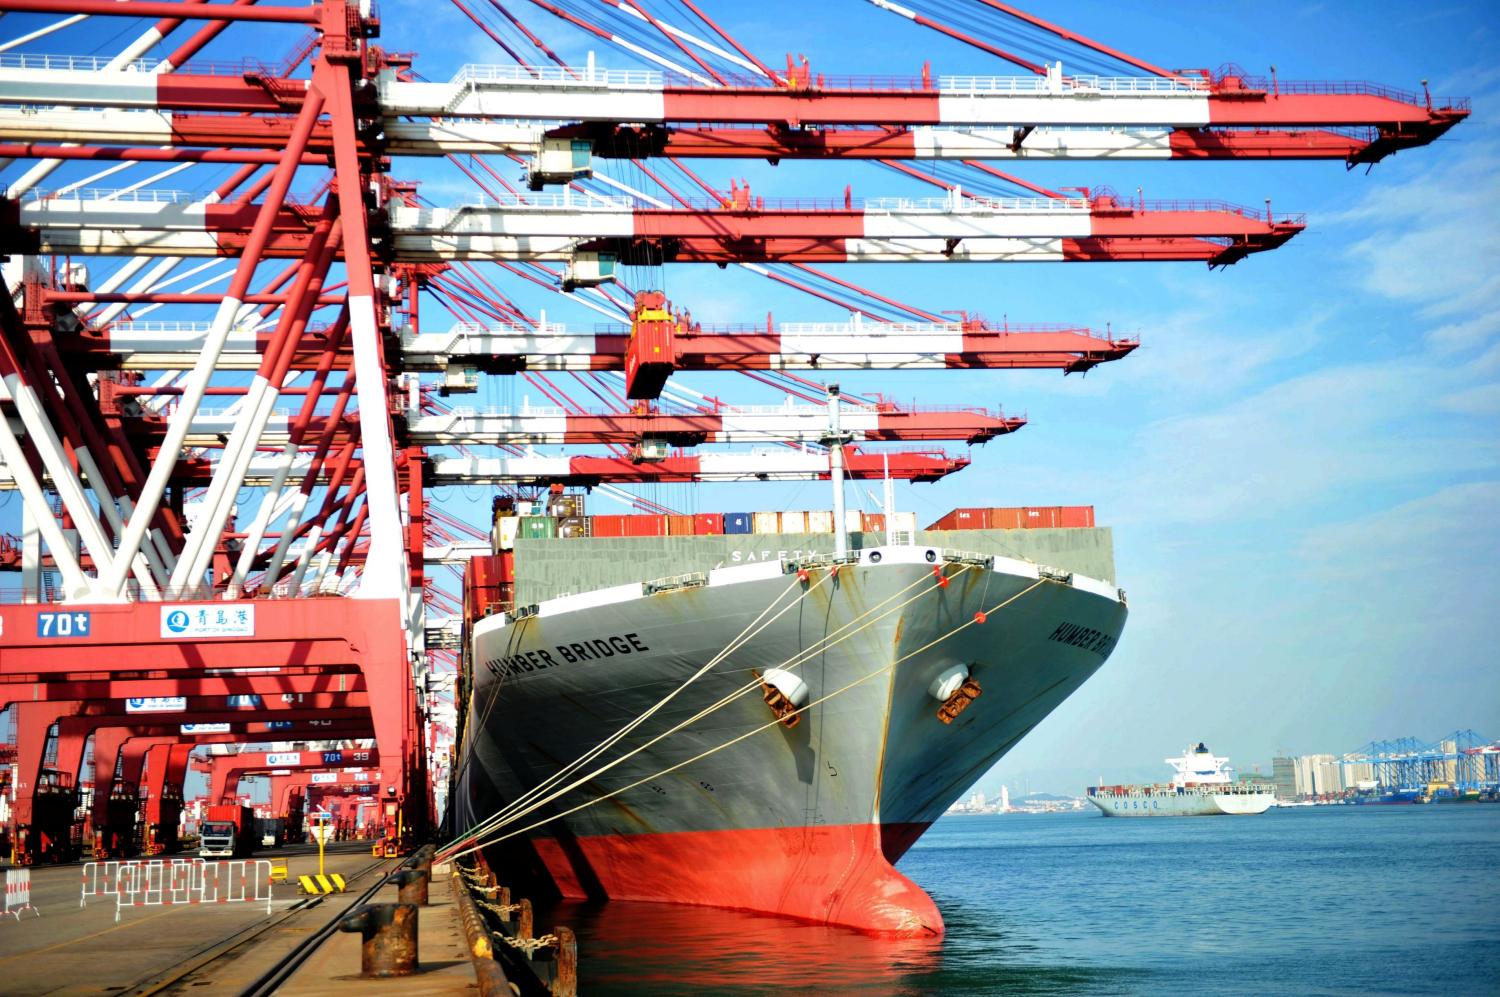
[0, 0, 1468, 865]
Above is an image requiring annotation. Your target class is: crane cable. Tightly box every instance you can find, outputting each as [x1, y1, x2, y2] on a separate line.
[446, 575, 1048, 862]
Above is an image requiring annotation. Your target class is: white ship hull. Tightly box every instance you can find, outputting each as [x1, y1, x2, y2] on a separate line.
[1088, 790, 1276, 817]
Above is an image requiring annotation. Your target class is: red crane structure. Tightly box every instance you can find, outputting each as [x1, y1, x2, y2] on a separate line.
[0, 0, 1465, 868]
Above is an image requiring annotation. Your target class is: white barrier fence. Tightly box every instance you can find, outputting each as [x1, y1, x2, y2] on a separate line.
[80, 859, 273, 922]
[3, 869, 39, 919]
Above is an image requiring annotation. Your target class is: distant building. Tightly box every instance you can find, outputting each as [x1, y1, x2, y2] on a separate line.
[1272, 757, 1298, 800]
[1292, 754, 1344, 797]
[999, 785, 1011, 812]
[1341, 757, 1374, 788]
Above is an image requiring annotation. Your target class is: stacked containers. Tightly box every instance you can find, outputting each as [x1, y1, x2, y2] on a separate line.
[558, 517, 588, 539]
[862, 513, 887, 533]
[752, 512, 780, 534]
[922, 506, 1096, 530]
[807, 510, 834, 533]
[667, 515, 695, 536]
[780, 511, 807, 533]
[694, 513, 724, 535]
[724, 513, 752, 535]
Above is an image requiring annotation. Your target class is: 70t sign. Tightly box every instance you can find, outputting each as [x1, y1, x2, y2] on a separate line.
[37, 611, 91, 638]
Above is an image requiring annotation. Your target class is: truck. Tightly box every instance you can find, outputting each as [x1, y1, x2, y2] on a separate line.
[199, 804, 256, 858]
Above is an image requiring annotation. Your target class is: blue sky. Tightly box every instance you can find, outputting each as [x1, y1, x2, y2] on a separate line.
[2, 2, 1496, 792]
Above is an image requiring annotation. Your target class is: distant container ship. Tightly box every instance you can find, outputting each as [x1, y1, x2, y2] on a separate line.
[454, 501, 1125, 935]
[1087, 743, 1276, 816]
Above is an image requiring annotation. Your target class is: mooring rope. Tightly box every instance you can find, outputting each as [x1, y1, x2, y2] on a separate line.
[445, 563, 971, 853]
[440, 571, 822, 855]
[446, 575, 1047, 862]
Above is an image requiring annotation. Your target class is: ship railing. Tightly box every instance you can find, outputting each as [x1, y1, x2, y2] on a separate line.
[642, 571, 706, 596]
[781, 551, 861, 574]
[941, 548, 993, 568]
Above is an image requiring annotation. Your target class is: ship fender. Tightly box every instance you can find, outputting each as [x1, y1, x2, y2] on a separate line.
[927, 664, 970, 702]
[761, 669, 809, 707]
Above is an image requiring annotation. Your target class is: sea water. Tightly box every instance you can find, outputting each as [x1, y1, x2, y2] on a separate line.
[547, 804, 1500, 995]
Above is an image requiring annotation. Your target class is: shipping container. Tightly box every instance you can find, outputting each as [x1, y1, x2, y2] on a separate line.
[842, 510, 864, 533]
[807, 510, 835, 533]
[520, 515, 556, 539]
[724, 512, 752, 535]
[752, 512, 780, 534]
[591, 515, 628, 538]
[862, 513, 886, 533]
[929, 507, 991, 531]
[621, 515, 668, 537]
[514, 500, 535, 517]
[780, 510, 807, 533]
[490, 515, 519, 552]
[1059, 505, 1096, 528]
[890, 511, 917, 534]
[988, 507, 1023, 530]
[694, 513, 724, 535]
[1022, 506, 1062, 529]
[548, 494, 584, 518]
[558, 516, 589, 539]
[667, 515, 695, 536]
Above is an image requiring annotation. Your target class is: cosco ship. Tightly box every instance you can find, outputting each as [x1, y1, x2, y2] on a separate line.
[1087, 743, 1277, 816]
[452, 499, 1126, 935]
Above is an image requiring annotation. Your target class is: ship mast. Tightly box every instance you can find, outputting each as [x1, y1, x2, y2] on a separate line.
[826, 384, 850, 559]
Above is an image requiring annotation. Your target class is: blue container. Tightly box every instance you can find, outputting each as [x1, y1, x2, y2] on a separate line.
[723, 512, 752, 535]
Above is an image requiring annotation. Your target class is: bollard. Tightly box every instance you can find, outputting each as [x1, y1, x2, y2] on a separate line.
[393, 867, 430, 907]
[550, 925, 578, 997]
[516, 896, 533, 940]
[338, 903, 419, 977]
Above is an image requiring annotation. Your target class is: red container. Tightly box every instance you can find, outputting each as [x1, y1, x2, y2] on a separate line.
[621, 515, 668, 537]
[1059, 506, 1095, 528]
[928, 507, 989, 531]
[989, 507, 1023, 530]
[927, 511, 958, 531]
[591, 515, 629, 538]
[862, 513, 886, 533]
[1022, 506, 1062, 528]
[693, 513, 724, 535]
[667, 515, 695, 536]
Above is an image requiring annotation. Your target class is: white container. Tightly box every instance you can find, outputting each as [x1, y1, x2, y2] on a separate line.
[843, 510, 865, 532]
[753, 512, 781, 534]
[806, 510, 834, 533]
[491, 516, 519, 552]
[781, 510, 807, 533]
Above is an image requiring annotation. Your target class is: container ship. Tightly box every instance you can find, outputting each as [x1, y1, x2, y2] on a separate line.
[452, 497, 1126, 935]
[1087, 743, 1276, 816]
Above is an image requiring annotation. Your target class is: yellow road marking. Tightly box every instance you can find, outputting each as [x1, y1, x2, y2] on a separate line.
[0, 905, 180, 963]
